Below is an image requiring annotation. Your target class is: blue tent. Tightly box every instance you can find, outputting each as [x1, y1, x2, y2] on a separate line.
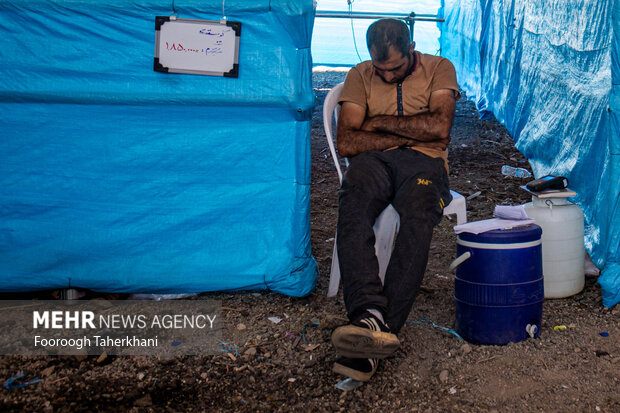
[0, 0, 317, 296]
[440, 0, 620, 307]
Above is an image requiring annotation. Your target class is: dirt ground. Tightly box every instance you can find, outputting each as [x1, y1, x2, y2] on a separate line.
[0, 70, 618, 412]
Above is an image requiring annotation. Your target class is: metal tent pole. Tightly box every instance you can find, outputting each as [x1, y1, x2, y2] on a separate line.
[315, 10, 444, 44]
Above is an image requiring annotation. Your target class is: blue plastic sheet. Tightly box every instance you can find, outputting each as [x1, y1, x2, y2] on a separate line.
[0, 0, 317, 296]
[440, 0, 620, 307]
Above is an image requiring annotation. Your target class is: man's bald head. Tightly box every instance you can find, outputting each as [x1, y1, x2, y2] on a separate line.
[366, 19, 411, 61]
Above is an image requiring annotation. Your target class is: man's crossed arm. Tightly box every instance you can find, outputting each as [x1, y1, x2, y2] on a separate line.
[336, 89, 457, 158]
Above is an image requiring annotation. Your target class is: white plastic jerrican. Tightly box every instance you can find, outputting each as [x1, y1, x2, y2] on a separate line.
[523, 196, 585, 298]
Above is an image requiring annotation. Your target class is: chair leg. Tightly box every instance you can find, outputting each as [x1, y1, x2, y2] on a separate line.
[445, 191, 467, 225]
[453, 196, 467, 225]
[327, 205, 400, 297]
[373, 205, 400, 286]
[327, 237, 340, 297]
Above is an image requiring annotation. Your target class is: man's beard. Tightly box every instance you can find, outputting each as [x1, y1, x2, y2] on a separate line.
[379, 53, 413, 84]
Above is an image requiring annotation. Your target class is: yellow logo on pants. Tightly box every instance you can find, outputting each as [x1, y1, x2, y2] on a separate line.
[417, 178, 432, 186]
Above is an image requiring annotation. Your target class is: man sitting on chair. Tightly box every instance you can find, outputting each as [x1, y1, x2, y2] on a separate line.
[331, 18, 460, 381]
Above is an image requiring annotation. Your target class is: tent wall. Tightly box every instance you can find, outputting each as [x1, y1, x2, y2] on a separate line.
[440, 0, 620, 307]
[605, 0, 620, 307]
[0, 0, 317, 296]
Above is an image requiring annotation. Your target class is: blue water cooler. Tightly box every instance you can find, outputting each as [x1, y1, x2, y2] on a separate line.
[452, 224, 544, 345]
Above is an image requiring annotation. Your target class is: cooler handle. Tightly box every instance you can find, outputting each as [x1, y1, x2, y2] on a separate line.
[449, 251, 471, 272]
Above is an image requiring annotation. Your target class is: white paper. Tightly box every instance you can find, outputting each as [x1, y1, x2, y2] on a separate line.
[157, 19, 238, 75]
[454, 218, 536, 234]
[494, 205, 529, 220]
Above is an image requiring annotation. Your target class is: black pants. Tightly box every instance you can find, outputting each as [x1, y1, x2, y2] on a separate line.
[337, 149, 451, 334]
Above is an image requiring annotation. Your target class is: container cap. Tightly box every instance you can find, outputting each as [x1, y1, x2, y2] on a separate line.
[457, 224, 542, 244]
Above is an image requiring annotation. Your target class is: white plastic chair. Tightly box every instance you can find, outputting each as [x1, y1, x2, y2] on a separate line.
[324, 82, 467, 297]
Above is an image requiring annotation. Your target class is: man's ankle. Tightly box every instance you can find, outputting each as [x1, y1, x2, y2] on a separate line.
[366, 308, 385, 324]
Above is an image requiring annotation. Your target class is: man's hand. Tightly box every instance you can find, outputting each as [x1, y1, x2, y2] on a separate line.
[410, 136, 451, 151]
[360, 117, 378, 132]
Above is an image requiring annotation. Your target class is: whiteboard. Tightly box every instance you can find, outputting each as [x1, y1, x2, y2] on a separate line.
[154, 17, 241, 77]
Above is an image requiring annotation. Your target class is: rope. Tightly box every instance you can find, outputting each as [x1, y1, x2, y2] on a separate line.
[407, 317, 464, 340]
[348, 1, 363, 62]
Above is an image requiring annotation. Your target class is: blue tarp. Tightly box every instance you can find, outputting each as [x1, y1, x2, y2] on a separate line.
[0, 0, 317, 296]
[440, 0, 620, 307]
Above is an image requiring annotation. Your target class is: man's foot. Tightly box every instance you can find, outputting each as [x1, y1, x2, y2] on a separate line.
[333, 357, 378, 382]
[331, 312, 400, 359]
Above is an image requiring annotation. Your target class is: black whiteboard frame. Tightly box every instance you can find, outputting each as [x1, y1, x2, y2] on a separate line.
[154, 16, 241, 77]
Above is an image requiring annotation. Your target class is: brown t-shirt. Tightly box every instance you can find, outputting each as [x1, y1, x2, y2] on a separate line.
[338, 51, 460, 170]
